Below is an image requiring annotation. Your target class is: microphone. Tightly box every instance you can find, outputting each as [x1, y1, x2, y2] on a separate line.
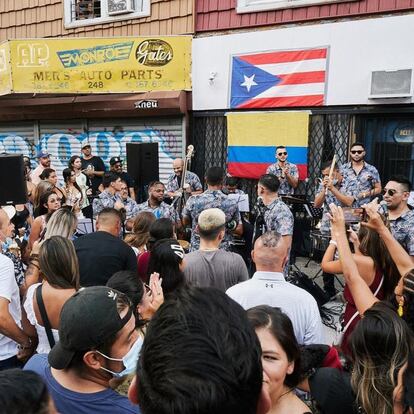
[379, 200, 389, 219]
[257, 196, 265, 208]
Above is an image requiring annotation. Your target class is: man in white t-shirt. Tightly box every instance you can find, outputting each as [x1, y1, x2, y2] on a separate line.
[226, 230, 324, 345]
[0, 208, 33, 370]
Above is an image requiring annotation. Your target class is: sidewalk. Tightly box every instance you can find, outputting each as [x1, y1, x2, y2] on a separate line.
[294, 256, 345, 345]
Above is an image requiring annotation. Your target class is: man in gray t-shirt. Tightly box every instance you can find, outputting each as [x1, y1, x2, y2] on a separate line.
[184, 208, 248, 291]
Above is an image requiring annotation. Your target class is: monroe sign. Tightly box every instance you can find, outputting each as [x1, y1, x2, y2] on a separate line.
[0, 37, 191, 95]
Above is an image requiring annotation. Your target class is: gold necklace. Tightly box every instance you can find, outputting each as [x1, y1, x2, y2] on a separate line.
[277, 388, 293, 402]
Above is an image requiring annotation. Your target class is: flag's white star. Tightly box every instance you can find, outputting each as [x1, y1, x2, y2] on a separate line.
[240, 74, 257, 92]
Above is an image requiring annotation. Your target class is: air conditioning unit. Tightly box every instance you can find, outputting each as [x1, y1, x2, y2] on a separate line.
[369, 69, 412, 99]
[107, 0, 135, 15]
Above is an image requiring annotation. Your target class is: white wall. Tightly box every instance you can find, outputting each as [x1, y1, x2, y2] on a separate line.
[192, 14, 414, 110]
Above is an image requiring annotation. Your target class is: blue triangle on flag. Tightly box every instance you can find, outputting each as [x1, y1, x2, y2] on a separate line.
[230, 56, 281, 108]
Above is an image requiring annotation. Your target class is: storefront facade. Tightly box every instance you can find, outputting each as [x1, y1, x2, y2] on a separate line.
[192, 13, 414, 193]
[0, 36, 192, 184]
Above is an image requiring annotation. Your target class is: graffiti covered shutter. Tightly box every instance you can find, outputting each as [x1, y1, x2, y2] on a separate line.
[87, 117, 184, 184]
[39, 121, 85, 186]
[0, 122, 36, 159]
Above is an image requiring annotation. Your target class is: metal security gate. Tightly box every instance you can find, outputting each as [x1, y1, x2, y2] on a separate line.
[0, 122, 36, 158]
[87, 118, 184, 184]
[191, 111, 351, 203]
[307, 114, 351, 199]
[0, 117, 184, 187]
[38, 117, 184, 185]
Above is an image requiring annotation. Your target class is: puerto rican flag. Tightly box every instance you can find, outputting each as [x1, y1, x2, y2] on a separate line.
[230, 47, 329, 109]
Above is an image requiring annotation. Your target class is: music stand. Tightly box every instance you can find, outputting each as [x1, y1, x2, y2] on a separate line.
[75, 217, 96, 236]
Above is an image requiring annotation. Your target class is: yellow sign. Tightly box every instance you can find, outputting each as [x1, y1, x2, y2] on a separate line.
[0, 37, 191, 95]
[0, 42, 12, 95]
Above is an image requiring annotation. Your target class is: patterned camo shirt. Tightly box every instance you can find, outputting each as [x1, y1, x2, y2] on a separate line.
[263, 198, 294, 236]
[339, 162, 381, 207]
[266, 162, 299, 195]
[136, 200, 179, 222]
[389, 208, 414, 255]
[166, 171, 203, 193]
[182, 190, 242, 251]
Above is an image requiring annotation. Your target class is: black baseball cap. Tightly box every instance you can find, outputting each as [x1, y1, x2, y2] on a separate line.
[110, 156, 122, 166]
[48, 286, 132, 370]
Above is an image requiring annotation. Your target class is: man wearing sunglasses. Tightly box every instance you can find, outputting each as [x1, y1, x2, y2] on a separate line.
[266, 146, 299, 195]
[340, 142, 381, 207]
[383, 175, 414, 262]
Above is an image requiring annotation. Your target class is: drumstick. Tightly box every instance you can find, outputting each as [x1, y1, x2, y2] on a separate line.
[325, 155, 337, 196]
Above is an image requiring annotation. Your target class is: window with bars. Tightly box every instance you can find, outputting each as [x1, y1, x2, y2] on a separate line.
[74, 0, 101, 20]
[64, 0, 149, 28]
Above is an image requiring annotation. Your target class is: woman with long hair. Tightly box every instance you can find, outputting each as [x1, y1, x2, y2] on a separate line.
[321, 221, 399, 354]
[24, 208, 77, 293]
[32, 181, 53, 217]
[28, 190, 61, 250]
[329, 202, 414, 336]
[62, 168, 84, 218]
[247, 305, 311, 414]
[39, 168, 66, 203]
[124, 211, 156, 255]
[23, 236, 80, 353]
[68, 155, 90, 212]
[146, 238, 185, 295]
[306, 301, 413, 414]
[348, 302, 413, 414]
[137, 218, 176, 282]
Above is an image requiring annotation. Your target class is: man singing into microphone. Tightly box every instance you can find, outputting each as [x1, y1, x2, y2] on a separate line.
[266, 146, 299, 195]
[382, 175, 414, 263]
[340, 142, 381, 207]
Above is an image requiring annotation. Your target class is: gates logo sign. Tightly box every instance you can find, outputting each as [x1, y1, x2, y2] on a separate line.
[135, 39, 173, 67]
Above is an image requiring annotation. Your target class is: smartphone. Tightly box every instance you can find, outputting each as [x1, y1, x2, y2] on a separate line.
[343, 207, 365, 223]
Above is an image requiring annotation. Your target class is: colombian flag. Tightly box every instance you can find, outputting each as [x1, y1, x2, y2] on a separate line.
[226, 111, 309, 180]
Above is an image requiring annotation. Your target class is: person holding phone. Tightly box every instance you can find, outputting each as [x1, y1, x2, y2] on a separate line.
[321, 216, 399, 355]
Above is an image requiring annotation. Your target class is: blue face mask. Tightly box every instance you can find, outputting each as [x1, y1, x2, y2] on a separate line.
[97, 336, 143, 378]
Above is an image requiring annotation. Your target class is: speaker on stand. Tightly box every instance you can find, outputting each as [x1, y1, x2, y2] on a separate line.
[126, 143, 159, 203]
[0, 154, 27, 205]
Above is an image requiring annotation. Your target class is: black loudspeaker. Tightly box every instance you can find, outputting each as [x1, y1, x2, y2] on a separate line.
[126, 143, 159, 187]
[0, 154, 27, 205]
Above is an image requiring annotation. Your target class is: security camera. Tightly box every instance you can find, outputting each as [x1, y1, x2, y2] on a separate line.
[209, 71, 217, 82]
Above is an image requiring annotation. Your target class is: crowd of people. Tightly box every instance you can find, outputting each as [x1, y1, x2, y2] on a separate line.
[0, 141, 414, 414]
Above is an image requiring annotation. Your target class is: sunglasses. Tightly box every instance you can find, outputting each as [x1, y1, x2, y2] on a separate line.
[350, 150, 364, 154]
[277, 152, 288, 156]
[382, 189, 397, 196]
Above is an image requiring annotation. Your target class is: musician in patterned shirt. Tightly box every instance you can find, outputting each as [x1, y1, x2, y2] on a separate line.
[314, 161, 354, 235]
[339, 142, 381, 207]
[182, 167, 242, 251]
[166, 158, 203, 198]
[266, 146, 299, 195]
[137, 181, 179, 224]
[314, 161, 353, 298]
[383, 175, 414, 262]
[92, 173, 125, 217]
[257, 174, 294, 249]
